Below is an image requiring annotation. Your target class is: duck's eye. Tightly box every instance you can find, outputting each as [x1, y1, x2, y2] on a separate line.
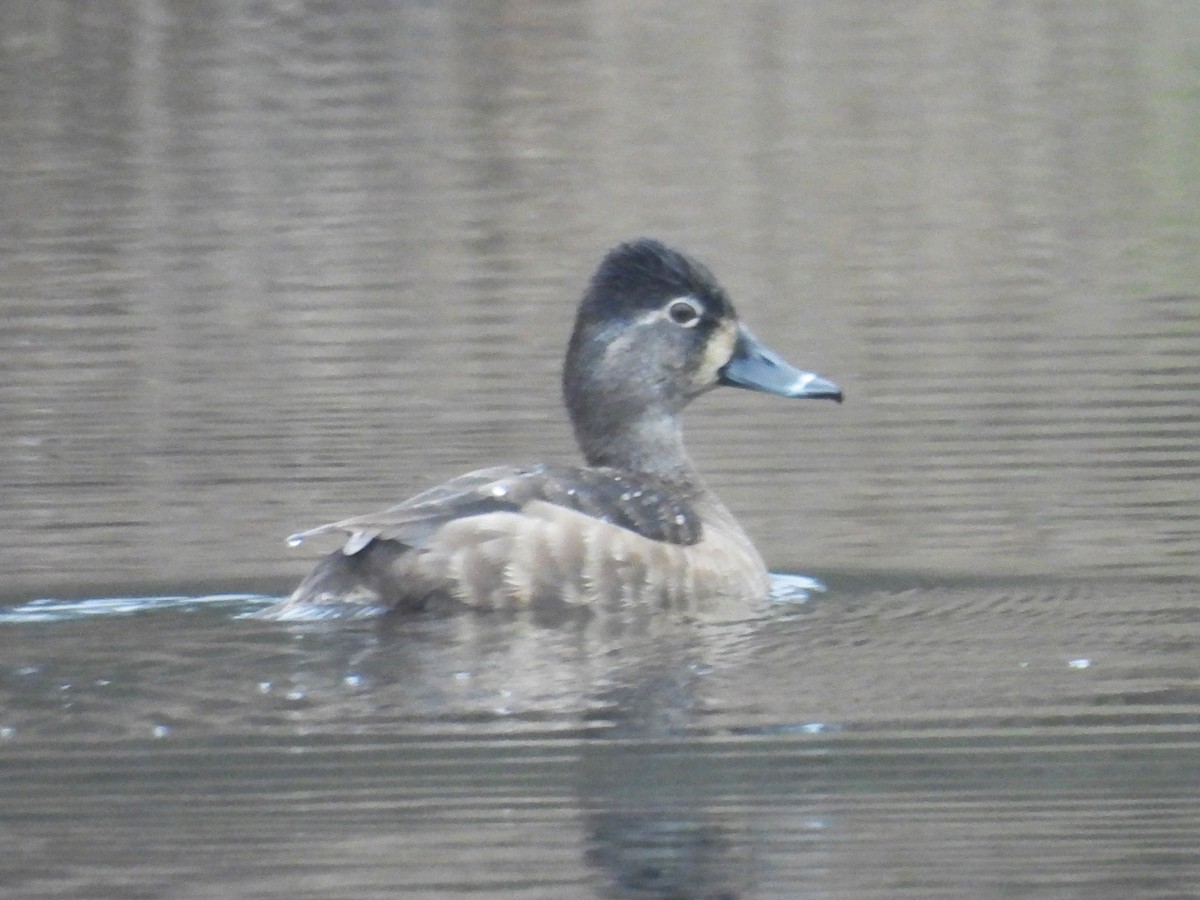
[666, 298, 702, 327]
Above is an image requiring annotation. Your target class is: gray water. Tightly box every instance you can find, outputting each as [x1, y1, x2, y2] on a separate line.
[2, 3, 1200, 898]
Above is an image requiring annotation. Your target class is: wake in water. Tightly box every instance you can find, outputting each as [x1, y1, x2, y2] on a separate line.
[0, 575, 824, 625]
[0, 593, 277, 624]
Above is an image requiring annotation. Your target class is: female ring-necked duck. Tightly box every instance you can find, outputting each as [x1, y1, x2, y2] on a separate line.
[263, 239, 841, 619]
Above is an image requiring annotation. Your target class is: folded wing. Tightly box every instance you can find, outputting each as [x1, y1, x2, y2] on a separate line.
[287, 463, 703, 554]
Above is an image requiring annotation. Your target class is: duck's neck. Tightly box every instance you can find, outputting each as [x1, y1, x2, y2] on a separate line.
[574, 411, 700, 485]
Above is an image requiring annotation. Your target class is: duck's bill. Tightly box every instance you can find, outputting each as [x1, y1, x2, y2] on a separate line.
[719, 327, 843, 402]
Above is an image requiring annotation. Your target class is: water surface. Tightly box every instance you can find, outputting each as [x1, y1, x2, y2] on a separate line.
[2, 2, 1199, 897]
[3, 578, 1199, 898]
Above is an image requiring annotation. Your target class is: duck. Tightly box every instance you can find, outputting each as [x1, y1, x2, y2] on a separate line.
[261, 238, 841, 620]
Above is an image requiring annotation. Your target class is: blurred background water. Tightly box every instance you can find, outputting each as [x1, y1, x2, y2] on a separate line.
[1, 2, 1199, 898]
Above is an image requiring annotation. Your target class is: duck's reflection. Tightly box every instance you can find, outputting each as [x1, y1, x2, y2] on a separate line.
[573, 622, 756, 899]
[259, 606, 769, 898]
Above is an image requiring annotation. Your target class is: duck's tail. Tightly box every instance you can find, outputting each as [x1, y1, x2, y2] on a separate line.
[255, 541, 412, 620]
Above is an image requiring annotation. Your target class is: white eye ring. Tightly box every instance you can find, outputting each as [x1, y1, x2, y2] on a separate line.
[666, 297, 702, 327]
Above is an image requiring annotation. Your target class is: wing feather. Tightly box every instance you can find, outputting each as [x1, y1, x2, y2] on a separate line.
[287, 463, 703, 555]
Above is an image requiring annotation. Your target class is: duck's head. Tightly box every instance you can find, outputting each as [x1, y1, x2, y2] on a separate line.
[564, 238, 842, 474]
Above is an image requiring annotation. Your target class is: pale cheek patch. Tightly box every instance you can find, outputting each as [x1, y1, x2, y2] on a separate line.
[693, 320, 737, 388]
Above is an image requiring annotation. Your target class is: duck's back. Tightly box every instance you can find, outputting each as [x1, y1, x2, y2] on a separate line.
[267, 464, 769, 618]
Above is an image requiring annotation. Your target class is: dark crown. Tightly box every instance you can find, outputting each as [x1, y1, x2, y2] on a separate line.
[582, 238, 734, 320]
